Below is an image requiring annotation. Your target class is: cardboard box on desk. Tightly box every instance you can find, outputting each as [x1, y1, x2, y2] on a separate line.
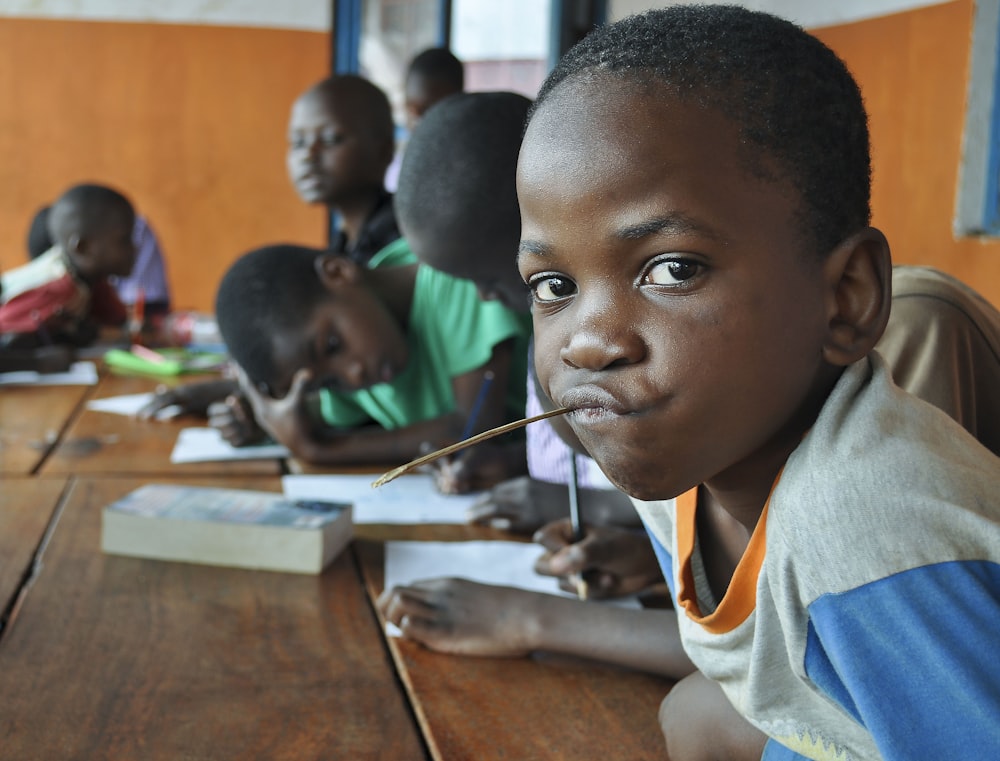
[101, 484, 352, 574]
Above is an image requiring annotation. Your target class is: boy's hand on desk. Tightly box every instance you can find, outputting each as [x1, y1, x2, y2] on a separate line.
[29, 345, 75, 374]
[376, 578, 538, 657]
[533, 520, 664, 600]
[207, 393, 268, 447]
[466, 476, 580, 534]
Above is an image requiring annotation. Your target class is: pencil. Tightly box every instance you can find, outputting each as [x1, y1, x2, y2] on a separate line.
[567, 453, 589, 600]
[371, 406, 573, 488]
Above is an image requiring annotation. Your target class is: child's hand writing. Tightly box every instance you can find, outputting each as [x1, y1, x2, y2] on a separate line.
[533, 519, 664, 600]
[465, 476, 582, 534]
[430, 441, 517, 495]
[376, 578, 540, 657]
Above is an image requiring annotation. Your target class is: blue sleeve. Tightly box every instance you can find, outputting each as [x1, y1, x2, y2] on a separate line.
[804, 559, 1000, 760]
[761, 740, 809, 761]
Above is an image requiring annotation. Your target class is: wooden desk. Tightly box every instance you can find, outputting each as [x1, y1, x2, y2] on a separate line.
[0, 477, 68, 615]
[0, 476, 427, 760]
[355, 525, 674, 761]
[41, 372, 282, 477]
[0, 383, 93, 474]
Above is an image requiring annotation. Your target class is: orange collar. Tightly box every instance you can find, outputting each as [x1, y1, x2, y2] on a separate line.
[674, 482, 775, 634]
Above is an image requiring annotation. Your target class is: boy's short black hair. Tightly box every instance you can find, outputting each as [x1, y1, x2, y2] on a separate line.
[215, 244, 329, 389]
[395, 91, 531, 266]
[48, 184, 134, 244]
[26, 205, 53, 259]
[406, 47, 464, 91]
[306, 75, 395, 145]
[534, 4, 870, 253]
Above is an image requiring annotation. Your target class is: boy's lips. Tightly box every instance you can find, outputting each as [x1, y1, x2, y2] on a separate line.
[557, 386, 635, 421]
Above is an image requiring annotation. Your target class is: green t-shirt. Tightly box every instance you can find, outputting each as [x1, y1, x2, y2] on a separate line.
[317, 241, 530, 430]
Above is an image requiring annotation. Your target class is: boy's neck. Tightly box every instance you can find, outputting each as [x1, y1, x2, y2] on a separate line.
[333, 186, 387, 246]
[701, 363, 843, 531]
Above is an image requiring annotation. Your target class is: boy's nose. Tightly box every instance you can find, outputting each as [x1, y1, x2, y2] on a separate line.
[560, 306, 646, 372]
[343, 359, 366, 389]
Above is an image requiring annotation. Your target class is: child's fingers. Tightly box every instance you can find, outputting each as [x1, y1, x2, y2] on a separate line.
[532, 518, 574, 552]
[285, 368, 313, 401]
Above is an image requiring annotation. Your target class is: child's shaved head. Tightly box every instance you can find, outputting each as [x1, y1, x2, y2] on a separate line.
[301, 75, 394, 145]
[215, 244, 329, 390]
[535, 5, 870, 253]
[396, 91, 532, 310]
[48, 183, 134, 246]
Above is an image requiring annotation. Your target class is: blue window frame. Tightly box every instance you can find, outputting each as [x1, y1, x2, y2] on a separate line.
[956, 0, 1000, 236]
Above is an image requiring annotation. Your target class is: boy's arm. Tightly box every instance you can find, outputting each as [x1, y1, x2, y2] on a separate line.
[302, 342, 522, 469]
[806, 560, 1000, 759]
[237, 367, 483, 466]
[376, 577, 696, 678]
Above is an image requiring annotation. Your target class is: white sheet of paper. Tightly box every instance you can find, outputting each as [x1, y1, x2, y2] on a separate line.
[282, 473, 480, 525]
[86, 392, 181, 420]
[170, 427, 290, 463]
[382, 540, 640, 636]
[0, 361, 98, 386]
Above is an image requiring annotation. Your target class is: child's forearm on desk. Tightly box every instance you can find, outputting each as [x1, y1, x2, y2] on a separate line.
[529, 598, 696, 678]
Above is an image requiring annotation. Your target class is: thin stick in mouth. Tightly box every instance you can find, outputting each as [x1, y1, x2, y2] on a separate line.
[371, 407, 574, 488]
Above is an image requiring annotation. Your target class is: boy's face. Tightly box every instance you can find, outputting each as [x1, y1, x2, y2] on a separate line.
[403, 75, 454, 130]
[73, 208, 136, 280]
[286, 90, 386, 206]
[266, 260, 409, 399]
[517, 78, 833, 502]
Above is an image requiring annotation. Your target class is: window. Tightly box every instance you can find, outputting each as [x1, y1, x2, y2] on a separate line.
[955, 0, 1000, 236]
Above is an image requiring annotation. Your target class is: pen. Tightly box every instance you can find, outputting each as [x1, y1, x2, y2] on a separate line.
[460, 370, 495, 441]
[567, 452, 589, 600]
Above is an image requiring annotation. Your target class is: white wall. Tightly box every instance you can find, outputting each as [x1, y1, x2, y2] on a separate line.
[0, 0, 329, 30]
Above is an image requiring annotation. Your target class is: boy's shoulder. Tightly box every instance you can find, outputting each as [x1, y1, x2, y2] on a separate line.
[771, 355, 999, 591]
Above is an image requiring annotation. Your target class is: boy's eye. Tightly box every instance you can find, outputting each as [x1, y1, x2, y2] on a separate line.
[528, 274, 576, 303]
[289, 133, 306, 150]
[645, 258, 701, 286]
[319, 130, 344, 147]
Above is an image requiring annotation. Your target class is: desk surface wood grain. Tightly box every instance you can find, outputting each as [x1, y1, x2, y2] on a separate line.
[0, 384, 93, 474]
[355, 526, 674, 761]
[41, 372, 282, 477]
[0, 476, 427, 760]
[0, 477, 67, 617]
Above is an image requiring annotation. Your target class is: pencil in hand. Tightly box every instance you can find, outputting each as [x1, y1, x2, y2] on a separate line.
[567, 453, 589, 600]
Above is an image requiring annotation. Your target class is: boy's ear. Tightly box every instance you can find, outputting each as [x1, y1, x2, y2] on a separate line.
[820, 227, 892, 367]
[65, 233, 86, 256]
[315, 254, 361, 290]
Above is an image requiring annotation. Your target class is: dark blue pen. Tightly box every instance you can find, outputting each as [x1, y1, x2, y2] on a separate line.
[460, 370, 495, 440]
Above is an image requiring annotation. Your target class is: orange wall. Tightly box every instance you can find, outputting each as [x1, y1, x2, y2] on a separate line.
[0, 17, 330, 313]
[813, 0, 1000, 307]
[2, 5, 998, 312]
